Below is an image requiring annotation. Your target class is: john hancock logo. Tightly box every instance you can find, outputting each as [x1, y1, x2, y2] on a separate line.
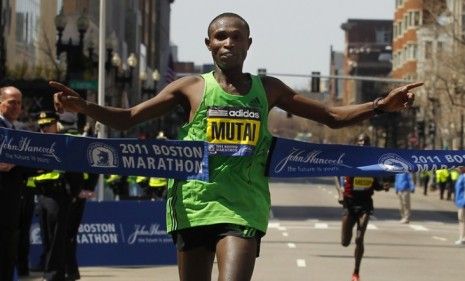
[87, 142, 118, 168]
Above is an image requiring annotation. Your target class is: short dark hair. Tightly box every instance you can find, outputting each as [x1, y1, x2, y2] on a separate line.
[207, 12, 250, 38]
[0, 87, 6, 101]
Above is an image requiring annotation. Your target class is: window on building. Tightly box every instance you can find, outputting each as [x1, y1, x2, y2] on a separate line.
[413, 11, 421, 26]
[437, 41, 443, 55]
[402, 45, 409, 63]
[376, 28, 392, 44]
[406, 43, 417, 60]
[462, 14, 465, 40]
[425, 41, 433, 59]
[15, 0, 40, 48]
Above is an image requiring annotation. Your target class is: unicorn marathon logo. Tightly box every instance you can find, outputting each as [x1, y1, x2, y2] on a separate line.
[87, 142, 119, 168]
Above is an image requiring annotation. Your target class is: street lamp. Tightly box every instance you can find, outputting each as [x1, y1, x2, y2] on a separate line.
[141, 69, 160, 99]
[112, 52, 137, 87]
[55, 9, 89, 82]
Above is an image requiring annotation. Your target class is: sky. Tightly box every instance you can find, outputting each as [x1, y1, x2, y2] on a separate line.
[170, 0, 395, 89]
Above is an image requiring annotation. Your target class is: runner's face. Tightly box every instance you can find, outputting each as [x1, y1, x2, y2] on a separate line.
[206, 17, 251, 70]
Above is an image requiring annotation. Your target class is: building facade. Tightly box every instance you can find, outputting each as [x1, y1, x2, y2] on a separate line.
[1, 0, 175, 138]
[392, 0, 465, 149]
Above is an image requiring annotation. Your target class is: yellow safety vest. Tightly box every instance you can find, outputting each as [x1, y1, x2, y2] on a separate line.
[105, 174, 121, 184]
[26, 177, 36, 188]
[148, 177, 167, 188]
[34, 171, 62, 182]
[136, 176, 148, 184]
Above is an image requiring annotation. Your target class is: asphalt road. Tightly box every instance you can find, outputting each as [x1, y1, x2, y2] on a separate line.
[23, 179, 464, 281]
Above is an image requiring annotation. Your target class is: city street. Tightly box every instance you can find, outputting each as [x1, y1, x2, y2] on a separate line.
[24, 179, 464, 281]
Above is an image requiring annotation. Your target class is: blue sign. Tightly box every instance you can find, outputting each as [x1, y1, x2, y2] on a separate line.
[267, 137, 465, 177]
[0, 127, 209, 181]
[30, 201, 176, 266]
[4, 127, 465, 180]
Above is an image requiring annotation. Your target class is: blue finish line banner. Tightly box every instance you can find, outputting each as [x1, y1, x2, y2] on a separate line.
[2, 127, 465, 179]
[267, 137, 465, 177]
[0, 127, 209, 181]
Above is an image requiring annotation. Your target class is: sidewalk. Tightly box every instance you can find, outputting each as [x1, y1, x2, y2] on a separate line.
[21, 265, 179, 281]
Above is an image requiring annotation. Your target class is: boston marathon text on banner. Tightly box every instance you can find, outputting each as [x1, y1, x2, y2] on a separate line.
[267, 137, 465, 177]
[3, 127, 465, 179]
[0, 127, 209, 181]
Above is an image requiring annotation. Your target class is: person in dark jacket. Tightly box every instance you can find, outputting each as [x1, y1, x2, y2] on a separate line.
[0, 86, 27, 280]
[58, 112, 98, 280]
[33, 111, 88, 281]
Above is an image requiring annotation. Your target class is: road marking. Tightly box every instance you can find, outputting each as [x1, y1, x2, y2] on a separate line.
[314, 223, 328, 229]
[409, 224, 428, 231]
[282, 232, 289, 237]
[268, 222, 280, 228]
[432, 236, 447, 241]
[296, 259, 306, 267]
[278, 226, 287, 231]
[367, 223, 378, 230]
[288, 243, 296, 248]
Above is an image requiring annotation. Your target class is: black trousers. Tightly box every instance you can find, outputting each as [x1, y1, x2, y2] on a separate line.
[39, 189, 70, 281]
[0, 182, 21, 281]
[16, 188, 35, 275]
[65, 197, 86, 279]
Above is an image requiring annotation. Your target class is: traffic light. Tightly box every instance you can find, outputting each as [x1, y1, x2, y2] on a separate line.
[257, 68, 267, 76]
[311, 71, 320, 93]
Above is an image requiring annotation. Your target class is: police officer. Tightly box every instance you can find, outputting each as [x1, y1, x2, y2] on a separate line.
[105, 174, 129, 200]
[34, 111, 88, 281]
[16, 170, 38, 277]
[58, 112, 97, 280]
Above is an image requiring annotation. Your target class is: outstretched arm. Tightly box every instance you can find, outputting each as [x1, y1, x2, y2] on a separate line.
[50, 76, 202, 131]
[264, 76, 422, 129]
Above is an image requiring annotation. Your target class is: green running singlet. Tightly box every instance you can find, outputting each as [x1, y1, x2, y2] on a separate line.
[167, 72, 272, 233]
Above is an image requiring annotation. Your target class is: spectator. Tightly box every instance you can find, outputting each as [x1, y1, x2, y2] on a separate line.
[395, 173, 415, 224]
[454, 166, 465, 246]
[435, 169, 450, 200]
[449, 168, 459, 201]
[419, 170, 431, 196]
[0, 86, 28, 280]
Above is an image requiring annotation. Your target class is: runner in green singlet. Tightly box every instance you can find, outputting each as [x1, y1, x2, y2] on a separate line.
[50, 12, 422, 281]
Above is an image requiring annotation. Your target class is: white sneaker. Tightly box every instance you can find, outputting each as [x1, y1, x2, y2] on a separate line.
[454, 240, 465, 246]
[400, 218, 409, 224]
